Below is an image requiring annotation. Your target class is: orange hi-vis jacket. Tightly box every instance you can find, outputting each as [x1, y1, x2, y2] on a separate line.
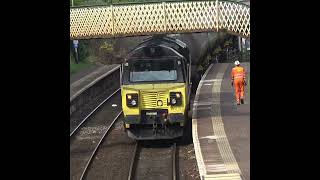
[231, 66, 246, 81]
[231, 66, 246, 103]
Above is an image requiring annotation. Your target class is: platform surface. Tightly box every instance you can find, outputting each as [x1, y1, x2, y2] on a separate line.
[192, 62, 250, 180]
[70, 64, 120, 101]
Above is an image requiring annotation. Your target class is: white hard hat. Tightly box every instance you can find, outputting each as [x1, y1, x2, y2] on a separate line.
[234, 60, 240, 65]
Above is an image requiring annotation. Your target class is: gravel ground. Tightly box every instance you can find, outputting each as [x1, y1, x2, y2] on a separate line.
[85, 120, 136, 180]
[72, 120, 201, 180]
[178, 143, 201, 180]
[132, 142, 175, 180]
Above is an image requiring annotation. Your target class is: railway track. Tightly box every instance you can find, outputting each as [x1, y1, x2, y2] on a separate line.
[70, 89, 123, 180]
[70, 87, 199, 180]
[128, 142, 177, 180]
[70, 88, 120, 137]
[79, 111, 122, 180]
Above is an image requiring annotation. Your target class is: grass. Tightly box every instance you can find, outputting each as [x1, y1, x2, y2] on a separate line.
[70, 54, 94, 75]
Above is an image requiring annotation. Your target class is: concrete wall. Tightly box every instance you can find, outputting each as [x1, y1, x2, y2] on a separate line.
[70, 67, 120, 125]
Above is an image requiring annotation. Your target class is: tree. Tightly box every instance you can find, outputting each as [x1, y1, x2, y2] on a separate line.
[224, 39, 232, 49]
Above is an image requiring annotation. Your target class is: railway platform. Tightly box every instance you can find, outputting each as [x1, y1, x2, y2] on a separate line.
[70, 64, 120, 99]
[192, 62, 250, 180]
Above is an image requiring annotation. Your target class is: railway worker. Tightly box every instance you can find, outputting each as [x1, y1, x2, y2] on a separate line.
[231, 60, 247, 105]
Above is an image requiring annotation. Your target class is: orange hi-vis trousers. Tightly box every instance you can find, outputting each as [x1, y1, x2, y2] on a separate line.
[234, 79, 245, 103]
[231, 66, 246, 103]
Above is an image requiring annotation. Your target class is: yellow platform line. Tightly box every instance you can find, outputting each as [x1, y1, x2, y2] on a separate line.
[210, 64, 242, 178]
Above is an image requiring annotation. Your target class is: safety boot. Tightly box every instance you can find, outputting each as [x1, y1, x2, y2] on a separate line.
[240, 98, 244, 104]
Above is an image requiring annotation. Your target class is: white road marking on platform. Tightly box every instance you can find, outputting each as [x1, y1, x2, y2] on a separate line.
[192, 64, 214, 179]
[193, 102, 220, 106]
[201, 79, 223, 83]
[199, 135, 218, 140]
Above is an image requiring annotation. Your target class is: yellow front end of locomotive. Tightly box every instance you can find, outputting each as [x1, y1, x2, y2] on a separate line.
[121, 83, 187, 125]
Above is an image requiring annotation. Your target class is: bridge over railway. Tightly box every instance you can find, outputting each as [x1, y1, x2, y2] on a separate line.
[70, 0, 250, 39]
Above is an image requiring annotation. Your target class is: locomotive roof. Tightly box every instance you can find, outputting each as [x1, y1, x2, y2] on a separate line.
[126, 35, 190, 63]
[135, 35, 187, 50]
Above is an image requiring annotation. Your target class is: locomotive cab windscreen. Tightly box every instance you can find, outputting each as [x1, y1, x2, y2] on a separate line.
[123, 58, 185, 84]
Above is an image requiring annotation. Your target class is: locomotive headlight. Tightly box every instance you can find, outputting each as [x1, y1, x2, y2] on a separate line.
[171, 98, 177, 105]
[157, 100, 163, 106]
[127, 95, 132, 100]
[131, 100, 137, 106]
[170, 92, 182, 106]
[126, 93, 138, 107]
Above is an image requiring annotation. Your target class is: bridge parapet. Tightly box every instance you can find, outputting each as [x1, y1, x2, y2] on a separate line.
[70, 0, 249, 39]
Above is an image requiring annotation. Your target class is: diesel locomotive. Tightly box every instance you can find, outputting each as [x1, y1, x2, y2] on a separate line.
[120, 35, 192, 140]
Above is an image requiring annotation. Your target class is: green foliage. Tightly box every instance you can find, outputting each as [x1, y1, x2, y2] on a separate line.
[213, 46, 222, 55]
[224, 39, 232, 48]
[100, 41, 114, 53]
[78, 40, 90, 61]
[204, 54, 211, 65]
[70, 56, 93, 75]
[197, 64, 204, 72]
[70, 40, 94, 75]
[70, 40, 91, 63]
